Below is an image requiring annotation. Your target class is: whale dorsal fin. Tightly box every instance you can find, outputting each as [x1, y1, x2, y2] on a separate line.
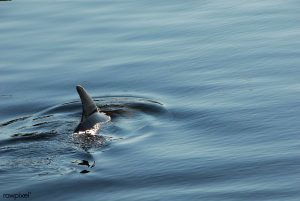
[76, 85, 98, 122]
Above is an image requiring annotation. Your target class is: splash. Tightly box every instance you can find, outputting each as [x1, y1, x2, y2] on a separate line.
[73, 122, 101, 135]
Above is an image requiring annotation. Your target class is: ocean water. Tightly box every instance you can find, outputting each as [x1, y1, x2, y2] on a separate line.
[0, 1, 299, 200]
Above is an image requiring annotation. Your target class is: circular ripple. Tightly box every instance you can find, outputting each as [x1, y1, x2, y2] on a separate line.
[0, 95, 167, 176]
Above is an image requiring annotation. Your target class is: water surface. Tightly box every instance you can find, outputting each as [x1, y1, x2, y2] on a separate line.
[0, 1, 299, 200]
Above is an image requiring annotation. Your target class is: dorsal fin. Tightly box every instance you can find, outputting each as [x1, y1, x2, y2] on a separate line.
[76, 85, 98, 122]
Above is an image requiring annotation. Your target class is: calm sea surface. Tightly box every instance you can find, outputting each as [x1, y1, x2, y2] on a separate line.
[0, 1, 299, 201]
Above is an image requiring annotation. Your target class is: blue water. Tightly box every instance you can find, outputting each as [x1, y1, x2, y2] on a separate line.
[1, 1, 300, 200]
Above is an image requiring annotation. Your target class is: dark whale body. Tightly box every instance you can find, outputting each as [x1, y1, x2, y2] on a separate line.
[74, 85, 110, 134]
